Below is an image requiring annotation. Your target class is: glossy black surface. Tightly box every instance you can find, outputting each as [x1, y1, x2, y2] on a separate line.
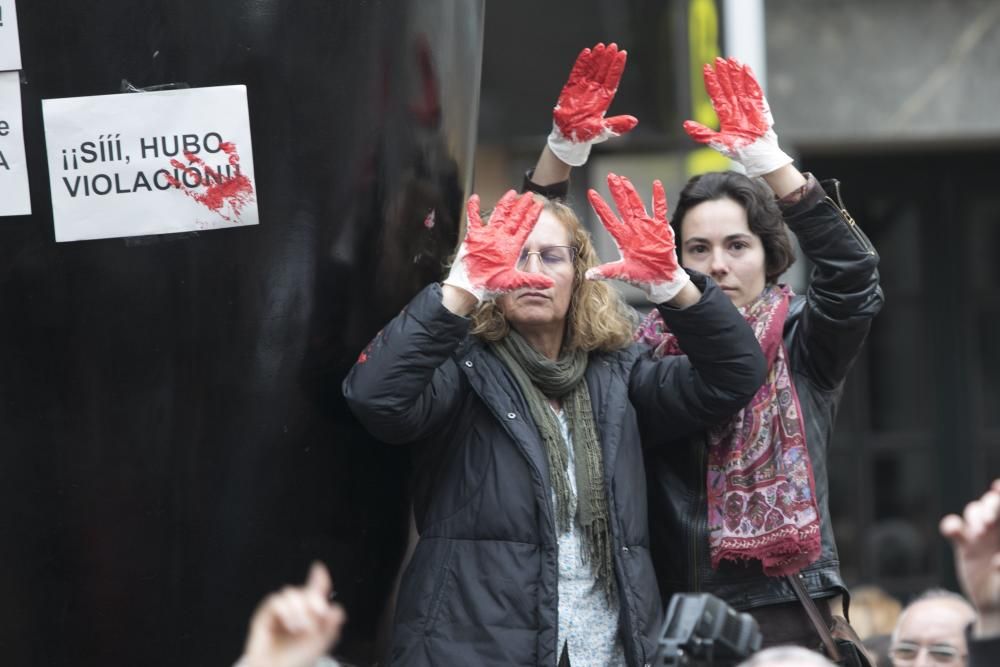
[1, 1, 483, 664]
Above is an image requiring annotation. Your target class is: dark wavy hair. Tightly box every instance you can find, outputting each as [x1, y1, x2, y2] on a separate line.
[670, 172, 795, 283]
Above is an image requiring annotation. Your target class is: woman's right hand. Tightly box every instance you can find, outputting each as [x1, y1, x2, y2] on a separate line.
[443, 191, 553, 308]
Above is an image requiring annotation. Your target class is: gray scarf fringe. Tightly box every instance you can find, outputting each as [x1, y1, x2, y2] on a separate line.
[493, 331, 615, 601]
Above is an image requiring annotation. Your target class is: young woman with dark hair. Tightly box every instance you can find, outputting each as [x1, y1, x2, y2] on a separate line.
[636, 57, 884, 647]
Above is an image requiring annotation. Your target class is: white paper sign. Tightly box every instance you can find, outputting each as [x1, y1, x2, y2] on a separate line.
[42, 85, 259, 242]
[0, 0, 21, 70]
[0, 70, 30, 216]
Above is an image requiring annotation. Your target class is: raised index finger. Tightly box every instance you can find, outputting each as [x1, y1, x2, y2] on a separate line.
[603, 45, 627, 91]
[509, 193, 545, 241]
[652, 180, 668, 226]
[587, 188, 625, 241]
[713, 57, 738, 111]
[566, 46, 594, 85]
[490, 189, 520, 227]
[608, 173, 649, 226]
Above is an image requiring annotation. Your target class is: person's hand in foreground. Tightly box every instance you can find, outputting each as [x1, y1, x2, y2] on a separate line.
[237, 562, 346, 667]
[940, 479, 1000, 637]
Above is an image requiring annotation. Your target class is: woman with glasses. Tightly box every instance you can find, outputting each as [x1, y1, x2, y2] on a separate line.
[344, 173, 765, 666]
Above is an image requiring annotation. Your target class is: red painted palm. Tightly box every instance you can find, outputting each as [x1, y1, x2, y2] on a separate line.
[683, 57, 792, 178]
[444, 190, 553, 302]
[548, 43, 638, 167]
[586, 173, 689, 304]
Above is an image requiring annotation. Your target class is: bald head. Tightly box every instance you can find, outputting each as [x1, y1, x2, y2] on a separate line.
[737, 646, 835, 667]
[891, 590, 976, 666]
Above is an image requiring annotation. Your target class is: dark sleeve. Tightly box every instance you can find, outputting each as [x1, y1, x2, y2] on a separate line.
[967, 626, 1000, 667]
[784, 174, 885, 390]
[629, 272, 768, 442]
[521, 168, 569, 201]
[342, 283, 470, 444]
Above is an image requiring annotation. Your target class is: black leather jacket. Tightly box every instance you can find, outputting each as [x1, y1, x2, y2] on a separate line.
[646, 176, 884, 611]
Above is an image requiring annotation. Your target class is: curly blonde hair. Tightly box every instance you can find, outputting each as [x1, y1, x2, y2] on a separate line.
[470, 195, 636, 353]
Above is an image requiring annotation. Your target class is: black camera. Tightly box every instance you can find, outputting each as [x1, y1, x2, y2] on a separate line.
[652, 593, 762, 666]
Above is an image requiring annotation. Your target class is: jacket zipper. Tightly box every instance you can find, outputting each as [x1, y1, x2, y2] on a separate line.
[827, 179, 876, 256]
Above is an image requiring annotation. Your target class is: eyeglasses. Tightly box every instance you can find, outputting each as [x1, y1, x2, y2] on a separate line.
[890, 641, 965, 664]
[516, 245, 578, 271]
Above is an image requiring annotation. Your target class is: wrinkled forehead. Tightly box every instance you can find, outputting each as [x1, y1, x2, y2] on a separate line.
[896, 600, 973, 645]
[523, 209, 573, 248]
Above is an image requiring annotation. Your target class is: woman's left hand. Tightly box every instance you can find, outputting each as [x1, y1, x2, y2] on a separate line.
[586, 173, 690, 304]
[683, 56, 793, 178]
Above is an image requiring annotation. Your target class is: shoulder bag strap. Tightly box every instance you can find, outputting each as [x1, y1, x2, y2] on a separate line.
[787, 574, 842, 661]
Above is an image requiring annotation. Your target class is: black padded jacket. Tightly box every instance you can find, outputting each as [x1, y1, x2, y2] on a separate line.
[645, 177, 884, 611]
[343, 276, 766, 666]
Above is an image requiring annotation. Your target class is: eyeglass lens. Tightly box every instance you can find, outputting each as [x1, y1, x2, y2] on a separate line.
[891, 642, 962, 663]
[516, 246, 576, 269]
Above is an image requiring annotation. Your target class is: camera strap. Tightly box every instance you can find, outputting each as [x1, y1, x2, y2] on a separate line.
[786, 574, 843, 661]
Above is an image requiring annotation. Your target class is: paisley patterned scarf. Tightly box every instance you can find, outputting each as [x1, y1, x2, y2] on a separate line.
[636, 284, 821, 576]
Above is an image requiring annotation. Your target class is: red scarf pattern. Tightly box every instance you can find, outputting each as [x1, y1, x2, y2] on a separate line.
[637, 284, 822, 576]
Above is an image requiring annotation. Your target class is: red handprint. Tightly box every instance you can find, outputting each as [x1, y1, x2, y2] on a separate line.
[167, 142, 255, 222]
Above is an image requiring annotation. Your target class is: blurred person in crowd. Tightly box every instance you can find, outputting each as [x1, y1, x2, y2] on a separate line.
[234, 562, 345, 667]
[851, 585, 904, 666]
[849, 586, 903, 640]
[888, 590, 975, 666]
[940, 478, 1000, 666]
[737, 645, 836, 667]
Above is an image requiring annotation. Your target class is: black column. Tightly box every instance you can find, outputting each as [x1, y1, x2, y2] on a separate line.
[0, 1, 483, 664]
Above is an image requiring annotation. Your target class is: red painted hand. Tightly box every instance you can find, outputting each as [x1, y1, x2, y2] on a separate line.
[586, 174, 689, 303]
[444, 191, 553, 302]
[682, 57, 792, 178]
[548, 43, 638, 167]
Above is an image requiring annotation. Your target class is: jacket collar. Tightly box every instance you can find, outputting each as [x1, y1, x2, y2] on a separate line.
[458, 338, 624, 500]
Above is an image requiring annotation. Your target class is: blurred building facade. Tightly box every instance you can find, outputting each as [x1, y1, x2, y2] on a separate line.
[475, 0, 1000, 601]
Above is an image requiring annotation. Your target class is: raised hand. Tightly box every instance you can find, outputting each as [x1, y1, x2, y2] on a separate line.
[547, 42, 638, 167]
[238, 562, 345, 667]
[444, 190, 554, 303]
[940, 479, 1000, 636]
[586, 173, 690, 304]
[683, 56, 793, 178]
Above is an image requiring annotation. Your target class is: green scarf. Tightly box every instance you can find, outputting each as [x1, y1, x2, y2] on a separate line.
[493, 330, 615, 599]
